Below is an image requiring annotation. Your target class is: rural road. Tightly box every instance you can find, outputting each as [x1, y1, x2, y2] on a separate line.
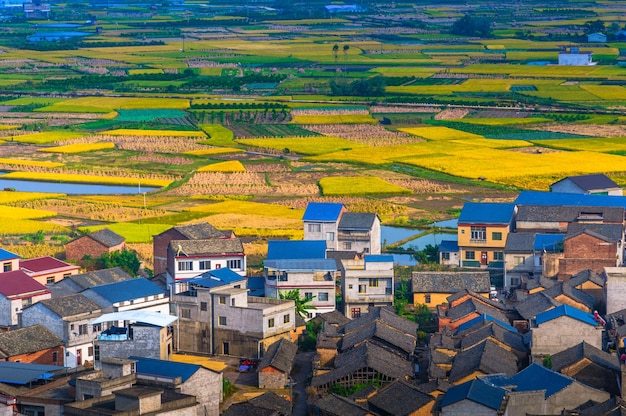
[291, 351, 315, 416]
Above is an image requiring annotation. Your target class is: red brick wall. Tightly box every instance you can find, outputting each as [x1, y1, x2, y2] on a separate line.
[8, 346, 64, 365]
[153, 229, 186, 276]
[559, 233, 617, 279]
[66, 237, 124, 261]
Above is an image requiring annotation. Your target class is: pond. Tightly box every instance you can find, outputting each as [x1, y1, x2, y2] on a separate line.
[391, 253, 419, 267]
[0, 177, 157, 195]
[381, 224, 458, 265]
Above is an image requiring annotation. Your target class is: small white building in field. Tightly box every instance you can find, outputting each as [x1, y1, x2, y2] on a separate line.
[558, 47, 594, 66]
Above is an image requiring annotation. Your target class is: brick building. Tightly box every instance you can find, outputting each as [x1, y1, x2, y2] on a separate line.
[65, 228, 126, 262]
[558, 230, 619, 281]
[0, 324, 63, 365]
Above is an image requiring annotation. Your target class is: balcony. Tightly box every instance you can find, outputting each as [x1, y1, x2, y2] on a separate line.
[97, 326, 128, 341]
[469, 238, 487, 244]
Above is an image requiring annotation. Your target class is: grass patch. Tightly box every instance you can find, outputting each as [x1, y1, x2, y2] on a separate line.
[187, 200, 304, 219]
[319, 176, 412, 196]
[79, 223, 172, 243]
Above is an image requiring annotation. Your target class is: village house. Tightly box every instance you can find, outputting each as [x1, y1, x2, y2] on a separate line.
[80, 277, 169, 315]
[437, 292, 514, 332]
[0, 270, 50, 329]
[366, 379, 435, 416]
[558, 46, 594, 65]
[19, 256, 80, 286]
[411, 270, 490, 309]
[440, 377, 507, 416]
[21, 293, 102, 368]
[438, 240, 459, 268]
[302, 202, 346, 251]
[257, 338, 298, 389]
[0, 324, 63, 365]
[65, 228, 126, 262]
[48, 267, 133, 297]
[550, 173, 621, 195]
[222, 391, 291, 416]
[340, 255, 394, 318]
[0, 248, 19, 273]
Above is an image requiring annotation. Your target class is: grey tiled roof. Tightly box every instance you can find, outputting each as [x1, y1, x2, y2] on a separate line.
[505, 232, 536, 253]
[67, 267, 133, 289]
[566, 223, 624, 242]
[88, 228, 125, 247]
[170, 238, 244, 256]
[516, 205, 624, 223]
[515, 292, 561, 320]
[338, 212, 377, 230]
[412, 271, 491, 294]
[542, 282, 595, 311]
[258, 339, 297, 374]
[173, 222, 228, 240]
[458, 322, 527, 356]
[446, 298, 510, 323]
[524, 276, 557, 291]
[342, 306, 418, 338]
[316, 310, 351, 327]
[566, 270, 604, 289]
[247, 391, 292, 415]
[37, 293, 101, 319]
[367, 380, 434, 415]
[550, 341, 619, 373]
[0, 325, 62, 358]
[554, 174, 619, 191]
[448, 339, 518, 383]
[341, 320, 416, 355]
[314, 394, 372, 416]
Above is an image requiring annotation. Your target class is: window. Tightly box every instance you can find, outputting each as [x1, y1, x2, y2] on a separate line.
[227, 259, 241, 269]
[178, 261, 193, 271]
[268, 318, 275, 328]
[343, 242, 352, 250]
[199, 261, 211, 270]
[200, 302, 208, 311]
[470, 226, 486, 242]
[219, 295, 226, 305]
[63, 273, 71, 278]
[304, 292, 313, 300]
[2, 262, 10, 272]
[284, 314, 290, 324]
[181, 308, 191, 319]
[351, 308, 361, 318]
[307, 312, 313, 319]
[218, 316, 227, 326]
[231, 298, 235, 306]
[494, 251, 504, 261]
[21, 298, 32, 308]
[94, 345, 100, 361]
[93, 324, 101, 332]
[88, 346, 94, 356]
[425, 294, 431, 303]
[513, 256, 524, 265]
[78, 324, 88, 335]
[308, 223, 321, 232]
[318, 292, 329, 302]
[442, 252, 450, 260]
[52, 351, 58, 362]
[492, 232, 502, 241]
[510, 277, 520, 287]
[348, 284, 353, 290]
[326, 232, 335, 241]
[465, 251, 475, 260]
[358, 284, 367, 294]
[369, 278, 378, 287]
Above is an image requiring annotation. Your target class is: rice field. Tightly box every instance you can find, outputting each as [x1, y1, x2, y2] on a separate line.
[79, 223, 172, 243]
[188, 200, 305, 219]
[319, 176, 412, 196]
[237, 137, 368, 155]
[0, 205, 57, 219]
[197, 160, 246, 172]
[0, 219, 69, 234]
[0, 158, 65, 168]
[100, 129, 206, 137]
[39, 142, 115, 154]
[399, 126, 485, 141]
[290, 114, 378, 124]
[37, 97, 191, 112]
[0, 191, 65, 204]
[183, 147, 243, 156]
[10, 132, 87, 145]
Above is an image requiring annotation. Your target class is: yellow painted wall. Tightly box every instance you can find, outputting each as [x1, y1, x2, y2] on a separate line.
[458, 225, 509, 248]
[413, 293, 450, 307]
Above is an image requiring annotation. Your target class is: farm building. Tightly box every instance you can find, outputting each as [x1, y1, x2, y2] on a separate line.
[558, 47, 594, 66]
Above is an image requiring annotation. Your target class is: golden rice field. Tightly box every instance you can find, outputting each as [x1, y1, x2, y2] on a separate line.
[2, 172, 172, 187]
[37, 97, 191, 112]
[128, 68, 164, 75]
[100, 129, 206, 137]
[532, 138, 626, 153]
[290, 114, 378, 124]
[187, 200, 305, 219]
[0, 219, 68, 234]
[0, 191, 65, 204]
[183, 147, 243, 156]
[319, 176, 412, 196]
[79, 223, 172, 243]
[399, 126, 485, 141]
[39, 142, 116, 154]
[0, 158, 65, 168]
[197, 160, 246, 173]
[0, 205, 57, 219]
[237, 137, 368, 155]
[10, 131, 87, 144]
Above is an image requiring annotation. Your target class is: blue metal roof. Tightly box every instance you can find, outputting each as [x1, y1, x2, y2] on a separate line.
[88, 278, 165, 304]
[264, 258, 337, 271]
[458, 202, 515, 225]
[456, 313, 518, 333]
[0, 248, 18, 261]
[364, 255, 394, 263]
[188, 268, 245, 288]
[516, 190, 626, 208]
[0, 362, 65, 385]
[438, 240, 459, 253]
[535, 304, 598, 327]
[302, 202, 344, 222]
[441, 378, 506, 410]
[533, 234, 564, 251]
[267, 240, 327, 260]
[509, 363, 573, 398]
[130, 356, 202, 382]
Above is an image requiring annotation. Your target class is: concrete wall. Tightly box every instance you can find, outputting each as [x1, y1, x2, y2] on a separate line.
[304, 221, 339, 250]
[442, 399, 498, 416]
[265, 270, 335, 313]
[341, 259, 393, 316]
[558, 53, 592, 65]
[531, 315, 602, 356]
[98, 326, 169, 361]
[181, 367, 223, 416]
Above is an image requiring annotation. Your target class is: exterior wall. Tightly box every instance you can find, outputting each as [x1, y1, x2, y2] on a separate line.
[341, 259, 394, 318]
[442, 400, 498, 416]
[543, 382, 609, 414]
[337, 217, 381, 255]
[605, 268, 626, 314]
[458, 224, 509, 268]
[558, 233, 618, 280]
[66, 237, 124, 262]
[552, 294, 592, 313]
[440, 251, 460, 268]
[28, 269, 79, 286]
[414, 293, 450, 309]
[8, 345, 64, 365]
[317, 348, 338, 368]
[175, 320, 212, 354]
[153, 229, 186, 276]
[304, 221, 339, 250]
[504, 252, 534, 289]
[0, 292, 51, 327]
[97, 326, 171, 361]
[0, 257, 19, 273]
[265, 270, 335, 318]
[168, 253, 246, 282]
[258, 366, 288, 389]
[558, 53, 592, 65]
[531, 316, 601, 356]
[179, 367, 223, 416]
[75, 373, 136, 401]
[503, 391, 546, 416]
[542, 253, 564, 278]
[516, 220, 567, 233]
[214, 296, 295, 340]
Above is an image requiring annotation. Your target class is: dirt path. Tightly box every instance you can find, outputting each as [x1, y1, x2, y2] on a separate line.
[291, 351, 315, 416]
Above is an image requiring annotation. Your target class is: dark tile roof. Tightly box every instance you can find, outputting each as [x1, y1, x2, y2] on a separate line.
[342, 306, 418, 338]
[0, 270, 48, 297]
[553, 174, 619, 191]
[441, 378, 506, 410]
[170, 238, 244, 256]
[514, 292, 561, 320]
[412, 271, 490, 294]
[316, 310, 351, 327]
[565, 228, 614, 244]
[258, 339, 297, 374]
[173, 222, 227, 240]
[577, 397, 625, 416]
[316, 330, 341, 350]
[338, 212, 377, 230]
[0, 325, 62, 358]
[415, 379, 452, 395]
[325, 250, 359, 268]
[267, 240, 327, 260]
[567, 223, 624, 241]
[504, 232, 536, 253]
[446, 298, 510, 323]
[516, 205, 624, 223]
[37, 293, 101, 319]
[311, 342, 412, 388]
[221, 403, 282, 416]
[456, 313, 518, 333]
[314, 394, 371, 416]
[550, 341, 619, 373]
[87, 228, 125, 247]
[348, 384, 378, 401]
[367, 380, 434, 415]
[448, 339, 518, 383]
[429, 332, 458, 350]
[567, 269, 605, 289]
[458, 322, 527, 355]
[542, 282, 595, 310]
[524, 276, 557, 292]
[341, 320, 416, 356]
[446, 290, 512, 312]
[248, 391, 292, 415]
[65, 267, 133, 289]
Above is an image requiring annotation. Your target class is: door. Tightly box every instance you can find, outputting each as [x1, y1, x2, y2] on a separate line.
[223, 342, 229, 355]
[481, 252, 488, 266]
[76, 348, 82, 366]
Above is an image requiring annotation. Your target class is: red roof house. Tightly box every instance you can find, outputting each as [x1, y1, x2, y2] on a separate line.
[0, 270, 51, 328]
[20, 256, 80, 285]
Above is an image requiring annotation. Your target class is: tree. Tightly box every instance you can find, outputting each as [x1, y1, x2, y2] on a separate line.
[584, 19, 605, 34]
[332, 43, 339, 71]
[451, 14, 493, 38]
[342, 44, 350, 76]
[413, 243, 439, 264]
[96, 249, 141, 276]
[279, 289, 316, 319]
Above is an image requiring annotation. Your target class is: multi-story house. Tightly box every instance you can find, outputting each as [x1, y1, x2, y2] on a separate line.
[19, 256, 80, 285]
[303, 202, 346, 251]
[81, 277, 169, 315]
[337, 212, 381, 254]
[340, 255, 394, 319]
[0, 248, 19, 273]
[457, 202, 515, 268]
[264, 258, 337, 318]
[170, 268, 295, 358]
[21, 293, 102, 368]
[0, 270, 50, 329]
